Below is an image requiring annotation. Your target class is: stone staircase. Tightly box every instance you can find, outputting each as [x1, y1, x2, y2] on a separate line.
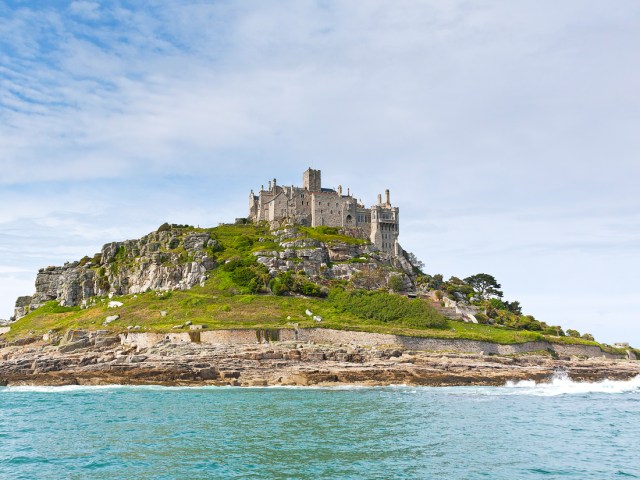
[426, 299, 465, 320]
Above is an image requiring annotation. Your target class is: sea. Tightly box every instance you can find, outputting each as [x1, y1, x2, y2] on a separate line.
[1, 374, 639, 479]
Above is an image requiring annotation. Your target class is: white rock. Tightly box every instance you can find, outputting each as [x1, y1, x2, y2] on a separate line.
[103, 315, 120, 325]
[160, 311, 167, 317]
[313, 316, 322, 322]
[305, 309, 313, 317]
[108, 301, 124, 308]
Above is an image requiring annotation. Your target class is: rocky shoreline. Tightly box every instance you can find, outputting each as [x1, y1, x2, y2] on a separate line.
[1, 331, 638, 387]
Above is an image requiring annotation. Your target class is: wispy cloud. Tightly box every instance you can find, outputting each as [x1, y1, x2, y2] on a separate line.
[0, 0, 639, 343]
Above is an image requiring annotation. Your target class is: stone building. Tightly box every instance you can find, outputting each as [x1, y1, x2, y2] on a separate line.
[248, 168, 401, 255]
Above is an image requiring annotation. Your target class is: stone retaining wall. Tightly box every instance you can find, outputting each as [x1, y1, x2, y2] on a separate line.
[119, 328, 632, 360]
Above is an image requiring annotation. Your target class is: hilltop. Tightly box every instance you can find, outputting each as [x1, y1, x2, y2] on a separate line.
[3, 222, 636, 357]
[2, 221, 639, 387]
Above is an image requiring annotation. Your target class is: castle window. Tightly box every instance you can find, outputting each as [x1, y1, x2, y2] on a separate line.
[330, 210, 333, 214]
[346, 214, 352, 225]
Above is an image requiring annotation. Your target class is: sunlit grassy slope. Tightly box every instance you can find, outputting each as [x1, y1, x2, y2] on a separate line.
[3, 222, 622, 352]
[7, 278, 612, 348]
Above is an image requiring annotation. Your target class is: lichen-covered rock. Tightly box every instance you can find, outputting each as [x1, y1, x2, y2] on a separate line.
[14, 228, 218, 320]
[256, 227, 415, 288]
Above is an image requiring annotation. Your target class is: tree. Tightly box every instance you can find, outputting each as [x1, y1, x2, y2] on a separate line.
[581, 333, 595, 341]
[463, 273, 503, 299]
[566, 329, 581, 338]
[504, 300, 522, 315]
[404, 251, 425, 274]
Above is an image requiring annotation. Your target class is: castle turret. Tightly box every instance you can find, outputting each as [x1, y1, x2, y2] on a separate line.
[303, 168, 321, 192]
[385, 189, 390, 206]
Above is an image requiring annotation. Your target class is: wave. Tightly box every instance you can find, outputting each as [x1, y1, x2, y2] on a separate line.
[501, 372, 640, 397]
[1, 374, 639, 395]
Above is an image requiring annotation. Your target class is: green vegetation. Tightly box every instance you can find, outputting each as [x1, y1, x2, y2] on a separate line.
[329, 289, 447, 328]
[3, 223, 623, 355]
[296, 226, 368, 246]
[418, 273, 573, 337]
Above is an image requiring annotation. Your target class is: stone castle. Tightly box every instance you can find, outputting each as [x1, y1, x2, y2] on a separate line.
[248, 168, 401, 255]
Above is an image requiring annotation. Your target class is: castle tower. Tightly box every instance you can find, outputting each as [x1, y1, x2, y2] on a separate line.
[303, 168, 321, 192]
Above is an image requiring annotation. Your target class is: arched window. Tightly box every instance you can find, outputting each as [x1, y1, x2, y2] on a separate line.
[346, 214, 353, 225]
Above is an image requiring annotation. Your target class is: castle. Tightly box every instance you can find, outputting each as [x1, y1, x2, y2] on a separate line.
[248, 168, 401, 255]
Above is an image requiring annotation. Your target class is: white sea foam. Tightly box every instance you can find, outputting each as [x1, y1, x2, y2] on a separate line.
[0, 384, 201, 393]
[501, 372, 640, 396]
[1, 375, 639, 395]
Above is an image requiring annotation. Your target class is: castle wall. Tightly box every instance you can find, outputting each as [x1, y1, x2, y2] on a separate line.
[311, 192, 346, 227]
[248, 169, 401, 256]
[120, 328, 629, 360]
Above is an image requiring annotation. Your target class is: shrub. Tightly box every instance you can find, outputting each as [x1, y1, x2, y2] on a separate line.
[231, 266, 257, 287]
[157, 222, 171, 233]
[298, 281, 325, 297]
[269, 277, 289, 296]
[566, 329, 581, 338]
[488, 298, 506, 311]
[388, 275, 405, 292]
[328, 288, 448, 328]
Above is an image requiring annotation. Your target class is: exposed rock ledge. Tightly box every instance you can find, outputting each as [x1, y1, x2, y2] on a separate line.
[1, 328, 638, 387]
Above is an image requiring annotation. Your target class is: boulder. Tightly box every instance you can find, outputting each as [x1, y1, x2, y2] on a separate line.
[103, 315, 120, 325]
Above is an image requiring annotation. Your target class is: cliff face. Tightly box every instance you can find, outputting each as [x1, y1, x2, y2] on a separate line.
[14, 229, 217, 320]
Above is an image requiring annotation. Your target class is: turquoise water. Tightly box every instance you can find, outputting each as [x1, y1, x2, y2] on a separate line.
[1, 376, 639, 479]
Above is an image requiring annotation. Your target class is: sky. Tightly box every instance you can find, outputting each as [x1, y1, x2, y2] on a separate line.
[1, 1, 639, 345]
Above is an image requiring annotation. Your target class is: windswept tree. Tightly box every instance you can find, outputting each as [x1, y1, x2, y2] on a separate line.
[404, 251, 425, 274]
[463, 273, 503, 300]
[504, 300, 522, 315]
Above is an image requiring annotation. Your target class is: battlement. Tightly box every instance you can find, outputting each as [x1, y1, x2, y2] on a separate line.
[248, 169, 401, 255]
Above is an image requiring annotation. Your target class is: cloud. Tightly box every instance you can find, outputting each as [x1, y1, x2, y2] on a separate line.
[0, 1, 639, 344]
[68, 1, 100, 20]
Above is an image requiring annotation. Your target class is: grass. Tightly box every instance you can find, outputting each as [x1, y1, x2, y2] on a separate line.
[1, 222, 623, 355]
[4, 278, 621, 352]
[296, 226, 369, 246]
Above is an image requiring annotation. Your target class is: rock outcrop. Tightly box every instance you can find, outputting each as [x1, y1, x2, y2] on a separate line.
[1, 329, 638, 387]
[14, 228, 217, 320]
[13, 225, 417, 321]
[254, 227, 415, 289]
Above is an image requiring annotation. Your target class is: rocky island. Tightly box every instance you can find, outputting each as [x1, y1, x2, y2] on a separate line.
[2, 169, 638, 387]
